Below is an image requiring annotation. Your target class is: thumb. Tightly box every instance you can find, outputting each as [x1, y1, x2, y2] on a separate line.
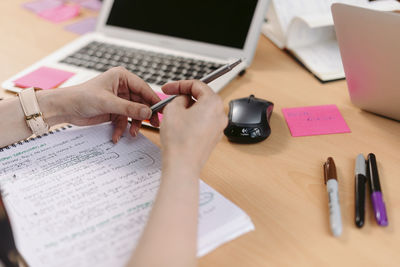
[169, 95, 191, 109]
[103, 96, 152, 120]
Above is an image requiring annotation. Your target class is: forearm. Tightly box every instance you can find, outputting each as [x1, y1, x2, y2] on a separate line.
[0, 89, 69, 147]
[128, 159, 199, 267]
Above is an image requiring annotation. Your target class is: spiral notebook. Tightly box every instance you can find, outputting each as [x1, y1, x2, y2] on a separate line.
[0, 123, 254, 267]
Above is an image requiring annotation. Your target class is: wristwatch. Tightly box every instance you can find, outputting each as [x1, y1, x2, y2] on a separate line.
[18, 87, 49, 136]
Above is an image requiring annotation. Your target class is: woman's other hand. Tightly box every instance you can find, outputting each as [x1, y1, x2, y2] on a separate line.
[160, 80, 228, 174]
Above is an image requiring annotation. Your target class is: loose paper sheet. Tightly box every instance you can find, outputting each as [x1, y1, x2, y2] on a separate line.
[0, 124, 253, 266]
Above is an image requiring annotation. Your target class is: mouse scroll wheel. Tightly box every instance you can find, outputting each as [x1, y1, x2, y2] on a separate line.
[248, 94, 255, 103]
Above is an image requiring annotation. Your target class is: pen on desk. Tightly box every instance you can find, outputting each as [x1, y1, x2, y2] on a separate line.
[150, 58, 242, 114]
[355, 154, 367, 228]
[367, 153, 388, 226]
[323, 157, 342, 237]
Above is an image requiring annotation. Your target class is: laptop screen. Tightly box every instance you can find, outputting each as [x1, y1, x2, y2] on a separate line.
[106, 0, 258, 49]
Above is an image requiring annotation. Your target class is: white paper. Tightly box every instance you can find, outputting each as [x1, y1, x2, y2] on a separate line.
[269, 0, 368, 35]
[290, 39, 345, 81]
[263, 0, 400, 81]
[0, 124, 254, 267]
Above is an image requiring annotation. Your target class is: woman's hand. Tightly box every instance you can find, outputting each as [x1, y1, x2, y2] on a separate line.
[44, 67, 160, 143]
[160, 80, 228, 175]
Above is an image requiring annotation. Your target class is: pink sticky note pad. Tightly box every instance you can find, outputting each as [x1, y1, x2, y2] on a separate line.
[155, 92, 170, 121]
[38, 4, 80, 23]
[80, 0, 102, 11]
[14, 67, 75, 90]
[282, 105, 351, 137]
[64, 17, 97, 35]
[23, 0, 64, 14]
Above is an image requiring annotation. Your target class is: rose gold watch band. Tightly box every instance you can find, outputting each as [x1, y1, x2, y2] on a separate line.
[18, 87, 49, 136]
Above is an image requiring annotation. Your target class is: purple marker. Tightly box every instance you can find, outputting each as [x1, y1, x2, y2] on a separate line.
[367, 153, 388, 226]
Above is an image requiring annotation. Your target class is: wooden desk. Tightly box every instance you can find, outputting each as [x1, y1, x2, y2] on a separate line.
[1, 1, 400, 266]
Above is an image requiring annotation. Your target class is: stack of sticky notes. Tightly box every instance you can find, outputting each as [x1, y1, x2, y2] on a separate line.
[23, 0, 80, 23]
[14, 67, 75, 90]
[22, 0, 102, 25]
[282, 104, 351, 137]
[38, 4, 80, 23]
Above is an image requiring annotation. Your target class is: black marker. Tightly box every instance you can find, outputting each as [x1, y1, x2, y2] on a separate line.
[355, 154, 367, 228]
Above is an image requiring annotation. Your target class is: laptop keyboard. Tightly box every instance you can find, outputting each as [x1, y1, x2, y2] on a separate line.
[59, 41, 224, 86]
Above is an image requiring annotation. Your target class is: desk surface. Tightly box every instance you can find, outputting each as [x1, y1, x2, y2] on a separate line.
[2, 1, 400, 266]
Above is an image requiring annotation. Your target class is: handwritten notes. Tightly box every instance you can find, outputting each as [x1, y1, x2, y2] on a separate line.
[0, 124, 253, 266]
[282, 104, 351, 137]
[14, 67, 75, 90]
[38, 4, 80, 23]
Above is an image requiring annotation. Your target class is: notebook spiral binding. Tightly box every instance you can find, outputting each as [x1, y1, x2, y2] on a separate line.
[0, 125, 73, 152]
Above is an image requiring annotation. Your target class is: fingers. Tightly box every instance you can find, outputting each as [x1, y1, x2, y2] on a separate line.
[149, 114, 160, 128]
[168, 95, 192, 109]
[112, 115, 128, 143]
[130, 92, 160, 127]
[115, 67, 161, 106]
[102, 94, 152, 120]
[161, 80, 214, 100]
[129, 119, 142, 137]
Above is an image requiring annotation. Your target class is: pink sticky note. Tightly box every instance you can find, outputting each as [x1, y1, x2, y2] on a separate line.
[80, 0, 102, 11]
[23, 0, 63, 14]
[65, 17, 97, 35]
[14, 67, 75, 90]
[155, 92, 170, 121]
[38, 4, 80, 23]
[282, 105, 351, 137]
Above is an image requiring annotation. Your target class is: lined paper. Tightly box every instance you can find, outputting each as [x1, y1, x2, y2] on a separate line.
[0, 124, 253, 266]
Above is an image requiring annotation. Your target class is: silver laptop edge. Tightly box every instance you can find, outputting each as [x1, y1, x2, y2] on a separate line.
[332, 3, 400, 121]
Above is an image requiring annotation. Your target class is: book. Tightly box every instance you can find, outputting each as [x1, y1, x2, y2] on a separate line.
[262, 0, 400, 82]
[0, 124, 254, 267]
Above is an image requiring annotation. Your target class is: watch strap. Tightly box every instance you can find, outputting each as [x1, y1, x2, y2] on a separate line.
[18, 88, 49, 136]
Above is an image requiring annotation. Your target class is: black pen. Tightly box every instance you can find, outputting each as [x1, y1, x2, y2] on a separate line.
[150, 58, 242, 114]
[355, 154, 367, 228]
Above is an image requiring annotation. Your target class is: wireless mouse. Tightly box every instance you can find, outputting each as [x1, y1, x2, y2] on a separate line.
[224, 95, 274, 143]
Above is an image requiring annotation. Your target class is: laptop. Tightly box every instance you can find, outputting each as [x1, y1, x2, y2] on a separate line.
[2, 0, 269, 94]
[332, 3, 400, 121]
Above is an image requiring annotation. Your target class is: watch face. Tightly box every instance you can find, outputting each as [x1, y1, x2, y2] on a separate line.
[231, 102, 263, 124]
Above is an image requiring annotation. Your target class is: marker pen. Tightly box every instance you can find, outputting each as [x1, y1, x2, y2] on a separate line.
[355, 154, 367, 228]
[367, 153, 388, 226]
[323, 157, 342, 237]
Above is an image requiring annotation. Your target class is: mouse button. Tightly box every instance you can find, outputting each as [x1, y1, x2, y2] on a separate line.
[248, 94, 255, 103]
[231, 101, 263, 124]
